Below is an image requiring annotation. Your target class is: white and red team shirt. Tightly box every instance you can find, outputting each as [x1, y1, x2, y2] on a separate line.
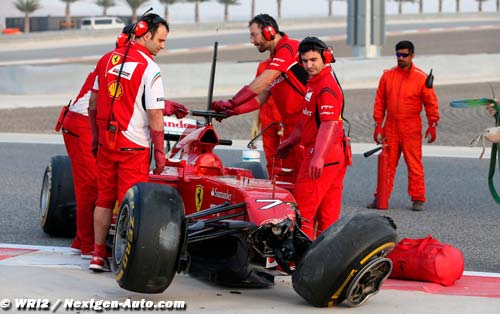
[300, 66, 344, 161]
[93, 44, 165, 148]
[69, 69, 97, 115]
[265, 34, 305, 126]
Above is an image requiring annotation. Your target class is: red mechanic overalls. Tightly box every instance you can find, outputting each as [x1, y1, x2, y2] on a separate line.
[294, 66, 347, 239]
[373, 64, 439, 203]
[62, 70, 98, 254]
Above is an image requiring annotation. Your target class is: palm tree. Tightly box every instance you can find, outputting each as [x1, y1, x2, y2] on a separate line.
[438, 0, 443, 13]
[251, 0, 255, 18]
[125, 0, 149, 23]
[186, 0, 210, 24]
[327, 0, 333, 16]
[159, 0, 178, 22]
[418, 0, 423, 14]
[217, 0, 240, 22]
[96, 0, 115, 16]
[497, 0, 499, 12]
[456, 0, 460, 13]
[61, 0, 79, 30]
[398, 0, 403, 14]
[15, 0, 41, 33]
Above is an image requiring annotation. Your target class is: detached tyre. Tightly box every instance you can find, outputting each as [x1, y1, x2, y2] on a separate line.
[292, 213, 397, 307]
[39, 155, 76, 237]
[230, 161, 268, 179]
[113, 183, 185, 294]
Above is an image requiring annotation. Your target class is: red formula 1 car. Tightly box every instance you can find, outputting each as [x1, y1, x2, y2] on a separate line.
[40, 109, 397, 308]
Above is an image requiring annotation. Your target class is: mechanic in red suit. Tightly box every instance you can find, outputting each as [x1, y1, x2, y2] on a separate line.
[277, 37, 348, 239]
[250, 59, 283, 177]
[57, 69, 98, 259]
[212, 14, 307, 183]
[88, 14, 188, 272]
[368, 40, 439, 212]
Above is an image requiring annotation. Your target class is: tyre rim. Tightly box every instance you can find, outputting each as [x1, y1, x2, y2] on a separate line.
[114, 204, 130, 266]
[344, 258, 392, 307]
[40, 166, 52, 223]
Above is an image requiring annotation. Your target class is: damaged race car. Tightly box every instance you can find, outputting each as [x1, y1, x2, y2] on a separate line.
[40, 109, 397, 307]
[39, 43, 397, 308]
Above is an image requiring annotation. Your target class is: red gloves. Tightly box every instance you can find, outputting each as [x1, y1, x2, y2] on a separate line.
[277, 126, 302, 160]
[163, 100, 189, 119]
[425, 121, 438, 143]
[211, 85, 258, 118]
[88, 108, 99, 158]
[373, 124, 384, 144]
[149, 128, 165, 175]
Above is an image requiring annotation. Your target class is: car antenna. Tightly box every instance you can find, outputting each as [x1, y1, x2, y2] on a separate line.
[206, 41, 218, 125]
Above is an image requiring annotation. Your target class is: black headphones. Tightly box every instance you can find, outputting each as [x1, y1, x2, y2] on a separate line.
[253, 14, 277, 41]
[298, 36, 335, 64]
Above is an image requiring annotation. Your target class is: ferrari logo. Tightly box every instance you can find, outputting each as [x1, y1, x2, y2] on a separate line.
[195, 185, 204, 211]
[111, 55, 121, 65]
[108, 81, 122, 99]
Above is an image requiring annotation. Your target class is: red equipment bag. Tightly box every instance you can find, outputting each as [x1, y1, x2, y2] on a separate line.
[387, 235, 464, 286]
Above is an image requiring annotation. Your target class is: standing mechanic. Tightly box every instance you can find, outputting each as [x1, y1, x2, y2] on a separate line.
[88, 13, 188, 272]
[56, 27, 136, 259]
[368, 40, 439, 211]
[57, 69, 98, 259]
[212, 14, 307, 183]
[277, 37, 348, 239]
[250, 59, 283, 176]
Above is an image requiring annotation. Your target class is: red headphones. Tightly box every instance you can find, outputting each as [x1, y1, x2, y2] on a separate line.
[298, 37, 335, 64]
[254, 14, 277, 41]
[134, 20, 150, 38]
[262, 24, 276, 41]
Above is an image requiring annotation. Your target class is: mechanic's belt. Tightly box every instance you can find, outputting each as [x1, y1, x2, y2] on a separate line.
[62, 128, 79, 138]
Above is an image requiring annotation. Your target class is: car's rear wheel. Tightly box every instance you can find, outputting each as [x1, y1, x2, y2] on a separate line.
[112, 183, 185, 294]
[39, 155, 76, 237]
[292, 213, 397, 307]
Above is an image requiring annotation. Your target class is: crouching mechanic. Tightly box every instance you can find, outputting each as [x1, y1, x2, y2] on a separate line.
[277, 37, 348, 239]
[211, 14, 307, 183]
[88, 13, 188, 272]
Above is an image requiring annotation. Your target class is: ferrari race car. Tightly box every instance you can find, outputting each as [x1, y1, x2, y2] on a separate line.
[40, 111, 397, 307]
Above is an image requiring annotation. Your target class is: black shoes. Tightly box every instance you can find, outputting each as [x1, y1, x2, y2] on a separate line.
[412, 201, 425, 211]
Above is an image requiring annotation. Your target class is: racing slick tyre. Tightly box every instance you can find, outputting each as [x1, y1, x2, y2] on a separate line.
[112, 183, 185, 294]
[292, 213, 397, 307]
[39, 155, 76, 237]
[230, 161, 268, 179]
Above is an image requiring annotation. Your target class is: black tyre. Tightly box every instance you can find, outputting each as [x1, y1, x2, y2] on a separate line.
[230, 161, 268, 179]
[112, 183, 185, 294]
[39, 155, 76, 237]
[292, 213, 397, 307]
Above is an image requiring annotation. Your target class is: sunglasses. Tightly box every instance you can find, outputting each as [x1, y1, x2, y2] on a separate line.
[396, 52, 410, 58]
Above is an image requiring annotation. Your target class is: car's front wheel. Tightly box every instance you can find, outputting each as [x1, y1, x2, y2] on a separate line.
[112, 183, 185, 293]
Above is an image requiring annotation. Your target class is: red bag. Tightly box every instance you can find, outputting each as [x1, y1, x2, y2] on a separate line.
[387, 235, 464, 286]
